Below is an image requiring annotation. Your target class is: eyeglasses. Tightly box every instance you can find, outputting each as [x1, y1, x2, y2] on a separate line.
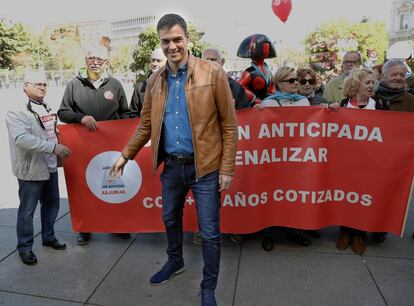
[87, 57, 107, 65]
[299, 79, 316, 85]
[280, 78, 298, 84]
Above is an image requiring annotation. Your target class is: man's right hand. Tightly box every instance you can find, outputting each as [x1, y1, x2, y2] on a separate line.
[54, 144, 72, 159]
[81, 115, 98, 131]
[110, 155, 128, 177]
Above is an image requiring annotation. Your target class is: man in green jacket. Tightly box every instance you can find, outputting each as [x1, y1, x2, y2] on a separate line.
[323, 51, 361, 103]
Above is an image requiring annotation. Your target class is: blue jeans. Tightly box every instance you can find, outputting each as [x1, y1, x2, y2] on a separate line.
[16, 171, 60, 252]
[160, 159, 221, 290]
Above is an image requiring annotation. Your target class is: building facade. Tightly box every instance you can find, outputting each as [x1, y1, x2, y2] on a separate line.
[44, 15, 157, 50]
[44, 20, 110, 49]
[110, 16, 157, 47]
[390, 0, 414, 45]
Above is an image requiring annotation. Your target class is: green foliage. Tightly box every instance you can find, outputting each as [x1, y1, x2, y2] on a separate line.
[408, 60, 414, 73]
[0, 21, 84, 71]
[47, 26, 84, 70]
[110, 45, 133, 73]
[0, 21, 28, 69]
[187, 23, 208, 58]
[130, 23, 208, 79]
[130, 27, 160, 77]
[304, 19, 388, 72]
[13, 31, 54, 70]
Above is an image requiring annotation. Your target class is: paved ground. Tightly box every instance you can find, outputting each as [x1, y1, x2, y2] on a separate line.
[1, 87, 414, 306]
[0, 198, 413, 306]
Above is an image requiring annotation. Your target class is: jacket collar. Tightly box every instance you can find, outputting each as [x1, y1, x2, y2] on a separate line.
[160, 52, 196, 83]
[77, 68, 110, 87]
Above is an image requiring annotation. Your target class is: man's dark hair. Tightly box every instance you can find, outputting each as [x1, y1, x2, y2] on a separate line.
[157, 14, 187, 35]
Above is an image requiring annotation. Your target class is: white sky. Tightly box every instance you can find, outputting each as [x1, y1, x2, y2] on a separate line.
[2, 0, 393, 55]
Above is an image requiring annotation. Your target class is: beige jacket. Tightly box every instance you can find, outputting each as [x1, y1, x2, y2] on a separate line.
[323, 74, 346, 104]
[122, 54, 238, 178]
[6, 109, 56, 181]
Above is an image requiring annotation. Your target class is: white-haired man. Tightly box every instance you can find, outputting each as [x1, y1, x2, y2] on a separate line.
[371, 59, 414, 244]
[129, 48, 167, 117]
[58, 45, 130, 245]
[374, 59, 414, 112]
[202, 47, 250, 110]
[6, 71, 72, 265]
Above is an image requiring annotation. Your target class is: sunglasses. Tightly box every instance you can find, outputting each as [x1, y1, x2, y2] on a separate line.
[299, 79, 316, 85]
[280, 78, 298, 84]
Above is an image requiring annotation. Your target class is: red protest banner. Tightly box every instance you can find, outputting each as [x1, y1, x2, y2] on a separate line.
[59, 107, 414, 236]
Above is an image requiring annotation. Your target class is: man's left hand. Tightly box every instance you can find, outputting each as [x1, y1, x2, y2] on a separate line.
[219, 174, 233, 192]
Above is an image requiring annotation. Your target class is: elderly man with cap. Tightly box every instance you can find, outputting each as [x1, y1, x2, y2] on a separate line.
[58, 45, 130, 245]
[129, 48, 167, 117]
[6, 71, 72, 265]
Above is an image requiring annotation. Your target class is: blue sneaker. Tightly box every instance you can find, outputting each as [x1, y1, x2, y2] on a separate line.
[149, 261, 185, 285]
[201, 289, 217, 306]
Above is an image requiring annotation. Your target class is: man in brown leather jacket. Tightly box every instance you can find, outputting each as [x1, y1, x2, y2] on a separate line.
[111, 13, 237, 306]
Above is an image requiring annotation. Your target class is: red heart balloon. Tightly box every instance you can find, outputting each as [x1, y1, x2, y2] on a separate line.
[271, 0, 292, 23]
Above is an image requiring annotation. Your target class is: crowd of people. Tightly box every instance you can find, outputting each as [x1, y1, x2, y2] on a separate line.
[6, 12, 414, 306]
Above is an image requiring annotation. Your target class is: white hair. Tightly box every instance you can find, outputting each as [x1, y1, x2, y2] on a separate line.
[151, 48, 166, 60]
[382, 59, 407, 76]
[85, 45, 109, 59]
[202, 48, 223, 61]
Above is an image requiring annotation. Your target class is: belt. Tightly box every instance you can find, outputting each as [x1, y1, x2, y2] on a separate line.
[165, 154, 194, 164]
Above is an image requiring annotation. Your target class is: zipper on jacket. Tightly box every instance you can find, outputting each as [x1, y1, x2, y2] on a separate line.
[96, 87, 100, 120]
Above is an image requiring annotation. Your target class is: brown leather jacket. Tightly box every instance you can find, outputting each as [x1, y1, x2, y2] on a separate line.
[122, 54, 238, 178]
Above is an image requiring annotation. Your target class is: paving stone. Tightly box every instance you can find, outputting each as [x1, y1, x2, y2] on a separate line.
[0, 291, 82, 306]
[88, 239, 239, 306]
[365, 257, 414, 306]
[0, 226, 17, 260]
[0, 232, 134, 303]
[235, 248, 386, 306]
[0, 199, 69, 229]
